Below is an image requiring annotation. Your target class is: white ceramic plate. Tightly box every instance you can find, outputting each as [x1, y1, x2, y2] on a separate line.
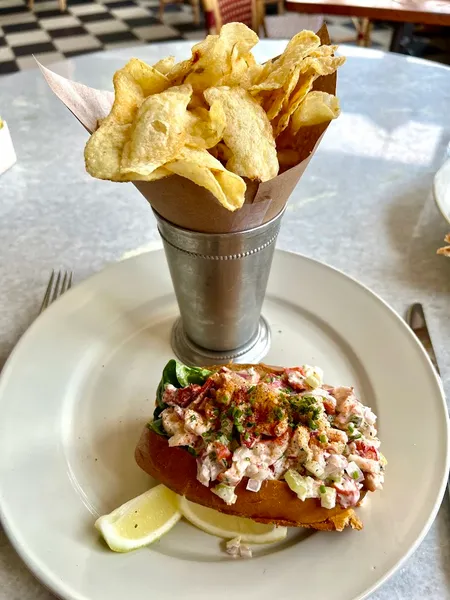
[0, 249, 448, 600]
[433, 158, 450, 224]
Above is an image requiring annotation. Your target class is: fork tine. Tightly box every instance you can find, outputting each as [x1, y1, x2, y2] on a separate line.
[40, 270, 55, 314]
[60, 271, 68, 294]
[51, 270, 62, 303]
[40, 270, 73, 315]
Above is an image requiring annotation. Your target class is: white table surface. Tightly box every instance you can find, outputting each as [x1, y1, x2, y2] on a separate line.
[0, 41, 450, 600]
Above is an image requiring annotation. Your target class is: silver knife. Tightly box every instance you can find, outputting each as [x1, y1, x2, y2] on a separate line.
[406, 304, 449, 497]
[405, 303, 440, 376]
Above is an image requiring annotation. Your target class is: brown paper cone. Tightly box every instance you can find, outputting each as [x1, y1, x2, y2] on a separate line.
[39, 25, 336, 233]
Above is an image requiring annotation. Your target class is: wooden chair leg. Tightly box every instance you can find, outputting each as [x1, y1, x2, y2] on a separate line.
[351, 17, 362, 46]
[254, 0, 266, 35]
[159, 0, 165, 22]
[59, 0, 66, 11]
[362, 18, 372, 47]
[261, 18, 268, 36]
[191, 0, 200, 25]
[28, 0, 34, 10]
[278, 0, 285, 14]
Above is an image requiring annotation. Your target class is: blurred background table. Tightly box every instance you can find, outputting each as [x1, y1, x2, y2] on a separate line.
[286, 0, 450, 49]
[0, 42, 450, 600]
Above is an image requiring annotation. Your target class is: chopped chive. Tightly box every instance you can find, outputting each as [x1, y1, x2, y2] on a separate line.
[319, 485, 326, 494]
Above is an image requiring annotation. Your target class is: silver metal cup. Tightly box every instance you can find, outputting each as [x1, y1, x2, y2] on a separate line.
[154, 208, 284, 366]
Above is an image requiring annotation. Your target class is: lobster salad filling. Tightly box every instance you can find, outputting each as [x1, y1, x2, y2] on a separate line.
[150, 361, 387, 510]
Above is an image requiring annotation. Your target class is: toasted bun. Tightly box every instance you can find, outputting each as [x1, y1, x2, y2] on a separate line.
[135, 363, 365, 532]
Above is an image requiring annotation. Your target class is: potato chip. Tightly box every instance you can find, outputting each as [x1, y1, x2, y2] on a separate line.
[290, 91, 340, 134]
[219, 21, 259, 55]
[186, 104, 226, 149]
[84, 23, 346, 213]
[167, 36, 216, 86]
[110, 72, 144, 125]
[249, 30, 320, 95]
[165, 147, 246, 211]
[169, 23, 258, 94]
[111, 58, 169, 125]
[84, 116, 131, 180]
[309, 45, 338, 58]
[127, 166, 171, 181]
[273, 73, 316, 137]
[152, 56, 175, 76]
[204, 86, 278, 182]
[121, 84, 192, 177]
[227, 47, 264, 89]
[271, 51, 343, 136]
[264, 63, 302, 121]
[299, 55, 346, 77]
[124, 58, 169, 96]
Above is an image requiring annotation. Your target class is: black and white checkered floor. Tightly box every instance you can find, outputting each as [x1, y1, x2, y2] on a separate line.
[0, 0, 205, 74]
[0, 0, 449, 75]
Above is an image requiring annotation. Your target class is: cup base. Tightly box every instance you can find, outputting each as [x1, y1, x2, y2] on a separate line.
[171, 316, 271, 366]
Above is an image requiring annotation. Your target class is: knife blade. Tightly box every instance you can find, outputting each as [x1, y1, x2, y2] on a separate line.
[406, 304, 450, 498]
[405, 303, 440, 376]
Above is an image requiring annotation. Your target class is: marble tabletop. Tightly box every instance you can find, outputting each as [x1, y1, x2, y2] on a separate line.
[1, 41, 450, 600]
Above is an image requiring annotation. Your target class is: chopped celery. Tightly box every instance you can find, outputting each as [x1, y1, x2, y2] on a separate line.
[285, 470, 316, 501]
[211, 484, 237, 505]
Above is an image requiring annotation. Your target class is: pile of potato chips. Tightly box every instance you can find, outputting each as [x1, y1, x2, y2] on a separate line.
[84, 23, 344, 212]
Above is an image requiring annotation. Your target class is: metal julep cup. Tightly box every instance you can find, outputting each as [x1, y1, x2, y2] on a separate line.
[154, 208, 285, 366]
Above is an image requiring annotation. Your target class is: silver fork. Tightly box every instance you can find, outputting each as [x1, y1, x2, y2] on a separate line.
[39, 270, 73, 314]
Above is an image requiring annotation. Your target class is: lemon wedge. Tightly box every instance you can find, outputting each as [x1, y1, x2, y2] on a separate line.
[95, 485, 181, 552]
[179, 496, 288, 544]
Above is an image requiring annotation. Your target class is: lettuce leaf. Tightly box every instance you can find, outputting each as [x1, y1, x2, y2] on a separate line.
[151, 360, 214, 433]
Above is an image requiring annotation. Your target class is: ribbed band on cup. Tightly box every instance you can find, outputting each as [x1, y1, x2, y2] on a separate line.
[157, 229, 279, 260]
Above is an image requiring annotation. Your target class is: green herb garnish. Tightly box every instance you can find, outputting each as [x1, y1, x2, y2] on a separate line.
[319, 485, 326, 494]
[147, 418, 168, 437]
[273, 406, 284, 420]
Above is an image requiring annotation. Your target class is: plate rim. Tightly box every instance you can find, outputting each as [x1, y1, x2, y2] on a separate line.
[0, 248, 448, 600]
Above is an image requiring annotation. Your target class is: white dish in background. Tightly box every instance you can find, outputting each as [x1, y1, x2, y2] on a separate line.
[0, 122, 17, 176]
[0, 249, 448, 600]
[433, 158, 450, 224]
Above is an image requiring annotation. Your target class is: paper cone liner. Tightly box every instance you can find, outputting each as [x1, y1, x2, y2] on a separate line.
[39, 25, 336, 233]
